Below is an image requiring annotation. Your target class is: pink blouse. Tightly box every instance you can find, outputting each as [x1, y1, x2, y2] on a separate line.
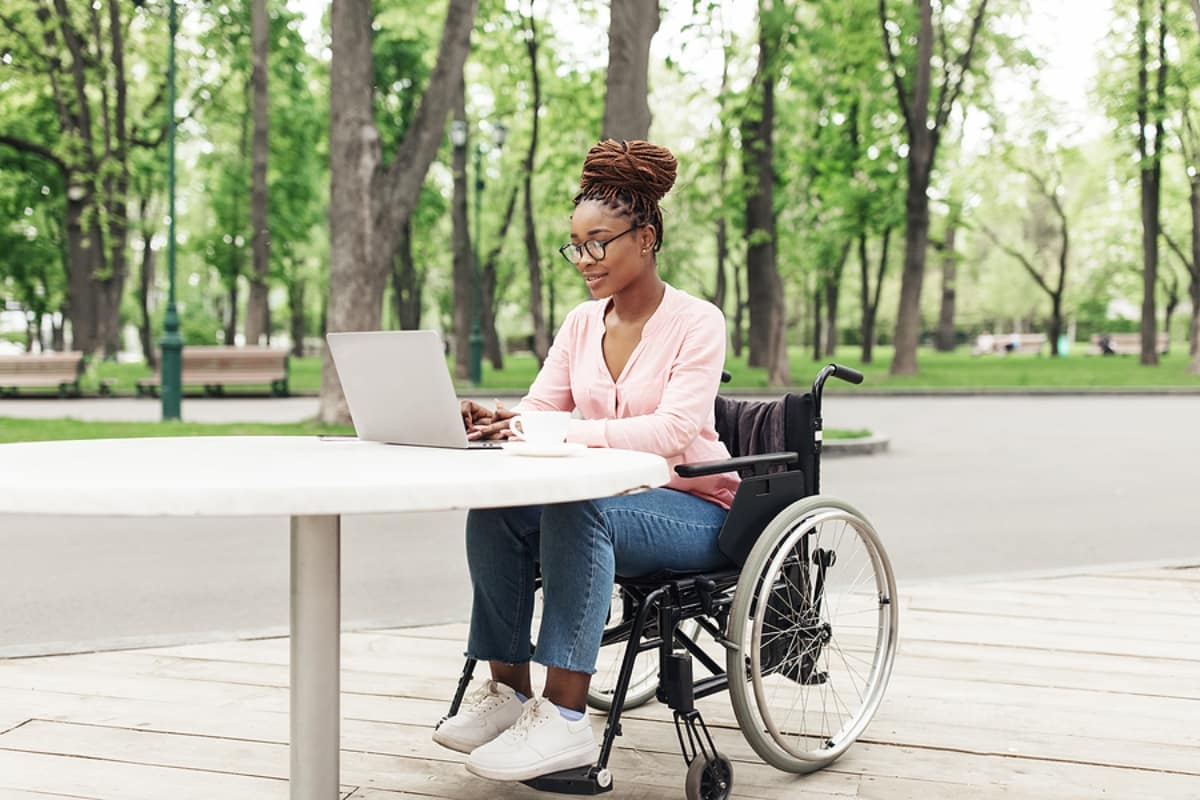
[513, 284, 740, 509]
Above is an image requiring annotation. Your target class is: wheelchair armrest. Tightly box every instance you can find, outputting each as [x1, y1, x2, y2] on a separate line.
[674, 451, 798, 478]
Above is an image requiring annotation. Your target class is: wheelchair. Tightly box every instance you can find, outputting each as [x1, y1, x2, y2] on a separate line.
[442, 364, 898, 799]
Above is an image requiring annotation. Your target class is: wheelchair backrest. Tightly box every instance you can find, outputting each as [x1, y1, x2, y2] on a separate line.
[712, 393, 818, 566]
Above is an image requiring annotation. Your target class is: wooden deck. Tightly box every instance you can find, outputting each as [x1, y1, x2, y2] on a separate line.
[1, 565, 1197, 799]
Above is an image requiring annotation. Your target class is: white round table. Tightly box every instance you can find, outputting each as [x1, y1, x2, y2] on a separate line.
[0, 436, 671, 800]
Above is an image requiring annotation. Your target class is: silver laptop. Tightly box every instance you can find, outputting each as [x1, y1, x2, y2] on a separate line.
[326, 330, 502, 449]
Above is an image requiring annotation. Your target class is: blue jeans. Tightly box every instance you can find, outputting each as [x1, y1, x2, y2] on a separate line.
[465, 488, 730, 674]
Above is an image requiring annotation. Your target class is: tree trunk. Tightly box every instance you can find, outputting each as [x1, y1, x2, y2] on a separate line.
[64, 186, 98, 353]
[288, 278, 306, 357]
[451, 76, 472, 380]
[1136, 0, 1166, 366]
[481, 260, 502, 368]
[322, 0, 478, 424]
[811, 281, 822, 362]
[711, 26, 731, 314]
[324, 0, 384, 422]
[225, 84, 251, 346]
[732, 251, 744, 358]
[889, 0, 935, 376]
[524, 4, 550, 364]
[601, 0, 659, 140]
[392, 219, 423, 330]
[742, 5, 789, 386]
[245, 0, 271, 346]
[137, 199, 157, 368]
[225, 275, 239, 345]
[935, 219, 958, 351]
[823, 242, 850, 358]
[1190, 183, 1200, 360]
[860, 227, 891, 364]
[881, 0, 987, 374]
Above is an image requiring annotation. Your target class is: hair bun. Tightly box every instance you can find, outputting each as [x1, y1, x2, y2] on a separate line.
[579, 139, 677, 203]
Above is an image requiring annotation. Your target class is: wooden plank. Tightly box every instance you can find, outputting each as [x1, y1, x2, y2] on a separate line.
[0, 719, 864, 800]
[896, 609, 1200, 661]
[1103, 567, 1200, 583]
[0, 751, 294, 800]
[980, 574, 1200, 603]
[902, 584, 1200, 623]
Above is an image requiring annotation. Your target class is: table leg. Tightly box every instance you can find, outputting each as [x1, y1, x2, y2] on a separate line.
[290, 514, 341, 800]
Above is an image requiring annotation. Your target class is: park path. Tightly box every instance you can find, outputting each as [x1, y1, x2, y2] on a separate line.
[2, 394, 1198, 656]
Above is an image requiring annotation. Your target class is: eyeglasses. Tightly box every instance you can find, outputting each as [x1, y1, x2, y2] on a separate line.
[557, 226, 637, 265]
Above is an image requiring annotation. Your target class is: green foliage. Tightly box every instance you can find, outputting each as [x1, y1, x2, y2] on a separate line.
[0, 0, 1193, 373]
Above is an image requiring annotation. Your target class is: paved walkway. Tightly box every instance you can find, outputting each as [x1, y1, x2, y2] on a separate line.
[0, 563, 1196, 798]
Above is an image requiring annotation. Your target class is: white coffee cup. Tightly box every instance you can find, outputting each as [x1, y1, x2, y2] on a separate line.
[509, 411, 570, 446]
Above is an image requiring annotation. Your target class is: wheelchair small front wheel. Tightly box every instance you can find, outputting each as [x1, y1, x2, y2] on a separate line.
[684, 752, 733, 800]
[726, 496, 898, 774]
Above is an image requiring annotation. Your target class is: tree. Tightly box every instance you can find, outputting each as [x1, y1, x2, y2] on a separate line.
[980, 160, 1074, 357]
[879, 0, 989, 374]
[0, 1, 158, 356]
[934, 199, 963, 352]
[450, 76, 472, 380]
[602, 0, 659, 140]
[1165, 14, 1199, 366]
[522, 1, 550, 364]
[1133, 0, 1169, 366]
[244, 0, 270, 345]
[322, 0, 479, 424]
[741, 0, 791, 387]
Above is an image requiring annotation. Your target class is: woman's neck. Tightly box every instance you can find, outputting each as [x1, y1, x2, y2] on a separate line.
[607, 273, 666, 324]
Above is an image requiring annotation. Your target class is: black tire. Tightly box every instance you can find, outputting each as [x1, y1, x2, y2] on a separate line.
[684, 753, 733, 800]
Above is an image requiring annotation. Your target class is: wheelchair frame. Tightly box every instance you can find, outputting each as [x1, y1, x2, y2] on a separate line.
[442, 364, 897, 799]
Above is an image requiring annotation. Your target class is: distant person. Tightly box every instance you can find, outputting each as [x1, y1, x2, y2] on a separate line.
[1004, 332, 1020, 354]
[1099, 334, 1116, 356]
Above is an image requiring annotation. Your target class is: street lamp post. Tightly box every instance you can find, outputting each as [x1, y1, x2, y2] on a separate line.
[160, 0, 183, 420]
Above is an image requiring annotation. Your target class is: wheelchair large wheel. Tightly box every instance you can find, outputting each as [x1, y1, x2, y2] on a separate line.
[587, 585, 700, 712]
[726, 496, 897, 773]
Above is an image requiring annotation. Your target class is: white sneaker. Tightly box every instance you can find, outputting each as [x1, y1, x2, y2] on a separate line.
[466, 697, 598, 782]
[433, 680, 526, 754]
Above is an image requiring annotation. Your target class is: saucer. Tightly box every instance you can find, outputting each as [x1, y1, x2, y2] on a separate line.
[503, 441, 587, 458]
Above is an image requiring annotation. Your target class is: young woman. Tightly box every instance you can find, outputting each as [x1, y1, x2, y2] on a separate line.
[434, 139, 739, 782]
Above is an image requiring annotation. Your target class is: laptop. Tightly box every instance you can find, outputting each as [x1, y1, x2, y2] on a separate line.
[326, 330, 503, 449]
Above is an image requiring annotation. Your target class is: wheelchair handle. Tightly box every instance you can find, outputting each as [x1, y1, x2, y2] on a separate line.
[832, 365, 864, 384]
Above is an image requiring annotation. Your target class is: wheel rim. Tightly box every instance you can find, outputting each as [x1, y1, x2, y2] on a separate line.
[733, 501, 897, 767]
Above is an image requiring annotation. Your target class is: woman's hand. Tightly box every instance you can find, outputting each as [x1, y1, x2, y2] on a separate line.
[461, 399, 518, 440]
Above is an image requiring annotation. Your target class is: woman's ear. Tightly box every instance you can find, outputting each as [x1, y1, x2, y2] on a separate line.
[639, 225, 656, 255]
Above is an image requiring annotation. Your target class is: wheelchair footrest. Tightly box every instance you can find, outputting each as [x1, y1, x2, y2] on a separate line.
[522, 765, 614, 795]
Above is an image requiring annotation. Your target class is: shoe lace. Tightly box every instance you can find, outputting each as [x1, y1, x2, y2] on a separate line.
[501, 697, 552, 741]
[463, 680, 507, 713]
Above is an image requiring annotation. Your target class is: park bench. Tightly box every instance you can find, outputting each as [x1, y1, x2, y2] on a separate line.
[137, 346, 290, 397]
[1089, 332, 1169, 356]
[0, 351, 85, 397]
[972, 332, 1046, 355]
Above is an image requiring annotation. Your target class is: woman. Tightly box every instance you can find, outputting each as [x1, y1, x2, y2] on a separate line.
[433, 139, 739, 782]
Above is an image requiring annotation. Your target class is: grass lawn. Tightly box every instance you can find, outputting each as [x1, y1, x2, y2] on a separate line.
[480, 344, 1200, 391]
[6, 342, 1197, 398]
[0, 415, 869, 444]
[0, 417, 354, 444]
